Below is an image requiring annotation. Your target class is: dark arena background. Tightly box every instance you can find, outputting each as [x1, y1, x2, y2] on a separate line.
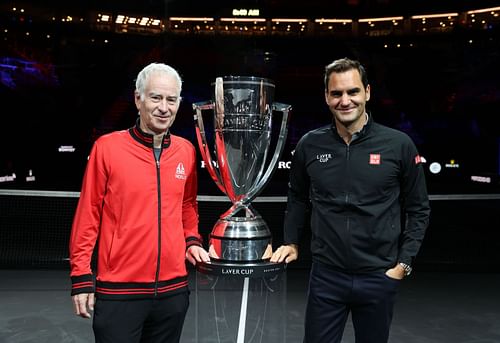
[1, 1, 500, 342]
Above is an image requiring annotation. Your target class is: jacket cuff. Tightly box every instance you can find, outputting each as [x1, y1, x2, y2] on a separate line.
[186, 236, 203, 249]
[397, 255, 413, 266]
[71, 274, 95, 296]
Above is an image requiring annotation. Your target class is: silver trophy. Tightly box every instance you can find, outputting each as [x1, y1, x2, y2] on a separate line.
[193, 76, 291, 269]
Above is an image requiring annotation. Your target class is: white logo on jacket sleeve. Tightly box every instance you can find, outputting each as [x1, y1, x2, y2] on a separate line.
[175, 163, 187, 180]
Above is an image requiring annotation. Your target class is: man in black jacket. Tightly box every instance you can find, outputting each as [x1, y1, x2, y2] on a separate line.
[271, 57, 430, 343]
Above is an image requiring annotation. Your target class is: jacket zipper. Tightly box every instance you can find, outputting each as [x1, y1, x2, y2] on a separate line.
[154, 155, 162, 296]
[345, 144, 353, 270]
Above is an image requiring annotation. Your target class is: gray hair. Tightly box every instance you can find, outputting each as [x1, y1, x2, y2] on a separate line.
[135, 63, 182, 101]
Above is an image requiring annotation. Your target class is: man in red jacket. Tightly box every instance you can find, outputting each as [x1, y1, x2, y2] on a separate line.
[69, 62, 210, 343]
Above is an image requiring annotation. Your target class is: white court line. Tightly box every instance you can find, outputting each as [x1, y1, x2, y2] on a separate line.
[237, 277, 250, 343]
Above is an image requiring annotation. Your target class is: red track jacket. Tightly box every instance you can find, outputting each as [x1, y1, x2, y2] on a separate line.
[70, 122, 203, 299]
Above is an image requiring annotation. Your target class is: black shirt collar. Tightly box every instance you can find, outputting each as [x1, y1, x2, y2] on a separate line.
[129, 118, 171, 149]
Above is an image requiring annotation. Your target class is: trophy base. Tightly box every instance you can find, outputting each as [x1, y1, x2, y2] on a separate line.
[196, 259, 286, 278]
[191, 260, 287, 343]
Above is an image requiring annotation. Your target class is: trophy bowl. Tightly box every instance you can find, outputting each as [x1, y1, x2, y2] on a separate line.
[193, 76, 291, 267]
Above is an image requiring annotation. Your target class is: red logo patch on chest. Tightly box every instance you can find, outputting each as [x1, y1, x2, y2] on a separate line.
[369, 154, 381, 165]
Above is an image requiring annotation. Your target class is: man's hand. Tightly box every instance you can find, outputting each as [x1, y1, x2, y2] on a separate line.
[72, 293, 95, 319]
[186, 245, 210, 265]
[270, 244, 299, 263]
[385, 264, 405, 280]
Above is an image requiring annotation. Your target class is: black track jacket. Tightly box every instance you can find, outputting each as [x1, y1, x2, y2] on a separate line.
[284, 115, 430, 272]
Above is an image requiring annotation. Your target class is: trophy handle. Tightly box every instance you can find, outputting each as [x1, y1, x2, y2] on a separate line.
[193, 101, 226, 195]
[242, 102, 291, 205]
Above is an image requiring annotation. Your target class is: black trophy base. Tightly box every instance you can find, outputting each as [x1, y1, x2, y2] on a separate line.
[196, 259, 286, 278]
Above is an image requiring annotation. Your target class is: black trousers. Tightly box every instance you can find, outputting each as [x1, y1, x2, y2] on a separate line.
[304, 262, 400, 343]
[93, 292, 189, 343]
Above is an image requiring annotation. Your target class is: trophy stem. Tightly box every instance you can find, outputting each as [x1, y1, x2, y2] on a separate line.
[220, 202, 258, 220]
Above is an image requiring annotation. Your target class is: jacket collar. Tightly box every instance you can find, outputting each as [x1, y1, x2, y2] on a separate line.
[129, 118, 171, 149]
[331, 112, 373, 142]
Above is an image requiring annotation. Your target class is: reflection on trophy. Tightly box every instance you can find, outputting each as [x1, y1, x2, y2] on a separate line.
[193, 76, 291, 269]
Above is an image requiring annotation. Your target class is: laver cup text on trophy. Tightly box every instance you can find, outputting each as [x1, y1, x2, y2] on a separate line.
[193, 76, 291, 274]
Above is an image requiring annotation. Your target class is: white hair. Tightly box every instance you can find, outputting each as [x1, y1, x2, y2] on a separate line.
[135, 63, 182, 101]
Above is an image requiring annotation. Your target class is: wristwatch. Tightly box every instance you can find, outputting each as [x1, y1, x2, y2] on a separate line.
[399, 262, 412, 276]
